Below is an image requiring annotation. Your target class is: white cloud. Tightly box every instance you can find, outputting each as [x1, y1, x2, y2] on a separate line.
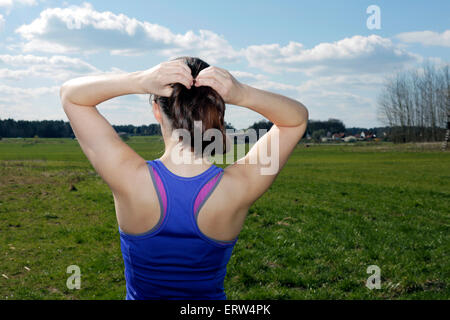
[244, 35, 420, 75]
[0, 0, 37, 14]
[297, 87, 378, 128]
[0, 54, 100, 81]
[396, 30, 450, 47]
[0, 13, 4, 31]
[3, 2, 431, 129]
[229, 70, 267, 81]
[0, 0, 37, 7]
[296, 74, 384, 94]
[221, 73, 384, 128]
[0, 82, 155, 125]
[0, 84, 60, 120]
[249, 79, 299, 92]
[248, 74, 383, 127]
[0, 84, 58, 97]
[12, 3, 423, 78]
[0, 54, 97, 71]
[15, 3, 240, 63]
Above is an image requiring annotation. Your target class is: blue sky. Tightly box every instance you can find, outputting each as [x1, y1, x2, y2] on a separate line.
[0, 0, 449, 129]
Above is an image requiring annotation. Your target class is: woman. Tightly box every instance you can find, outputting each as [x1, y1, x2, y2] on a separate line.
[60, 56, 308, 300]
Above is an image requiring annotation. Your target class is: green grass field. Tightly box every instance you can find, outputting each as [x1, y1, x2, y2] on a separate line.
[0, 136, 449, 299]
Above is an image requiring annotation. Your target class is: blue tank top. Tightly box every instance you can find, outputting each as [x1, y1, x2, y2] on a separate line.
[118, 159, 238, 300]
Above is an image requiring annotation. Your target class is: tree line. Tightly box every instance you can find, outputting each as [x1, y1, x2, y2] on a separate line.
[378, 62, 449, 143]
[0, 119, 237, 139]
[246, 118, 390, 142]
[248, 118, 346, 135]
[0, 118, 162, 138]
[0, 115, 429, 143]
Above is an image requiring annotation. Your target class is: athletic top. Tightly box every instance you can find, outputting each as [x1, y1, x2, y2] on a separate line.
[118, 159, 238, 300]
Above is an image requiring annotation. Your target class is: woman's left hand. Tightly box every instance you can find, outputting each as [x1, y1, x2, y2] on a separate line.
[194, 66, 247, 106]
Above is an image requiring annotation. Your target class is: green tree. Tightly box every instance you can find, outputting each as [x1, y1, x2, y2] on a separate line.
[312, 129, 326, 142]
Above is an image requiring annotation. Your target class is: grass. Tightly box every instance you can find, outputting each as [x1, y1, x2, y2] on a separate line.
[0, 136, 449, 299]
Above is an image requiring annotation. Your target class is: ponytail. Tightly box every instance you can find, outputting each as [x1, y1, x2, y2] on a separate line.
[153, 57, 227, 156]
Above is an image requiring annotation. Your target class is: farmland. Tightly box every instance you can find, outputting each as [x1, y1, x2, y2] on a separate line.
[0, 137, 449, 299]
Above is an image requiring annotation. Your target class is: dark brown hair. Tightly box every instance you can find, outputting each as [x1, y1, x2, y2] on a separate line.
[152, 56, 227, 156]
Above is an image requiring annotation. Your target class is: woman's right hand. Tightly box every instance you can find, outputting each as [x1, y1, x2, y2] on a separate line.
[194, 66, 248, 106]
[139, 60, 194, 96]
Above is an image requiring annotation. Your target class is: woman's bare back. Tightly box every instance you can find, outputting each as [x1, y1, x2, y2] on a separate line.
[113, 159, 248, 242]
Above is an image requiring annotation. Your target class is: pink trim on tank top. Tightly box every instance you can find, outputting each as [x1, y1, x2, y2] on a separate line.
[193, 172, 222, 215]
[152, 167, 167, 216]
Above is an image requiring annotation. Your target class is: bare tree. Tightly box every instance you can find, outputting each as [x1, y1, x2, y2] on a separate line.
[441, 65, 450, 150]
[377, 62, 448, 143]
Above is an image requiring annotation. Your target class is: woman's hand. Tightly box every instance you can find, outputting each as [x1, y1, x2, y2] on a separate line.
[139, 60, 194, 96]
[194, 66, 247, 106]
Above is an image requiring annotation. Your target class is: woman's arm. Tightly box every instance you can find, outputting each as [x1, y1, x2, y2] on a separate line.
[194, 66, 308, 128]
[238, 84, 308, 128]
[60, 60, 193, 196]
[60, 61, 193, 106]
[60, 71, 146, 107]
[195, 66, 308, 212]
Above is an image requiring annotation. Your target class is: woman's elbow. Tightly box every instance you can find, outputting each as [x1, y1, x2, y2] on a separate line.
[59, 80, 76, 108]
[59, 82, 69, 104]
[297, 103, 309, 127]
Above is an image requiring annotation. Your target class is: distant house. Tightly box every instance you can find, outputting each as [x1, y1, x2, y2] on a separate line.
[360, 131, 366, 139]
[332, 132, 345, 140]
[321, 137, 329, 143]
[344, 135, 357, 142]
[367, 133, 377, 140]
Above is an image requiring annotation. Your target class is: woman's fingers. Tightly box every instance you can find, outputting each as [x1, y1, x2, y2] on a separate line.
[172, 59, 192, 75]
[158, 59, 194, 88]
[164, 66, 193, 89]
[196, 66, 224, 80]
[195, 67, 230, 92]
[194, 77, 226, 96]
[168, 65, 193, 81]
[162, 59, 191, 75]
[194, 66, 242, 104]
[170, 73, 193, 89]
[212, 67, 230, 79]
[196, 67, 229, 85]
[158, 62, 232, 93]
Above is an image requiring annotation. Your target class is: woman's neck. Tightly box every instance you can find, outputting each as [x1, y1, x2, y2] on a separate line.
[159, 142, 213, 178]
